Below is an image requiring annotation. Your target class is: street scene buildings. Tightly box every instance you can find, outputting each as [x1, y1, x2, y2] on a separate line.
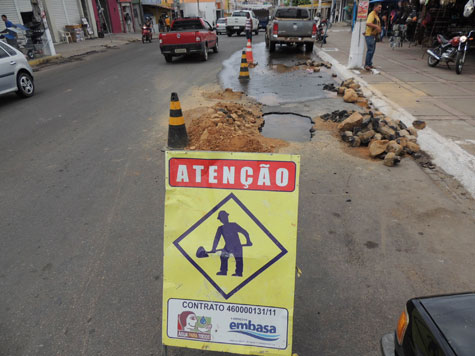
[1, 0, 474, 354]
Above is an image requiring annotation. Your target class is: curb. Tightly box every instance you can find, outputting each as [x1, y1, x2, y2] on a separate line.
[314, 46, 475, 198]
[29, 55, 63, 67]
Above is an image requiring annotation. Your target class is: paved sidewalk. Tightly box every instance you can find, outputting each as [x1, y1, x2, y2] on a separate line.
[316, 24, 475, 195]
[55, 33, 142, 58]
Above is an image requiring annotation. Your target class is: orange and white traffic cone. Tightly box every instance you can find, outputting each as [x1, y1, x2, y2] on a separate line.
[245, 39, 254, 65]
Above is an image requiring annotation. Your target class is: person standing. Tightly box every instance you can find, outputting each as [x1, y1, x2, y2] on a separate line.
[165, 16, 171, 32]
[245, 12, 252, 41]
[364, 3, 382, 71]
[124, 12, 132, 33]
[1, 14, 18, 47]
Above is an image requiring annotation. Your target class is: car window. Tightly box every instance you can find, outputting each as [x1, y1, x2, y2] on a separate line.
[0, 47, 10, 59]
[0, 42, 16, 56]
[275, 8, 310, 19]
[205, 21, 212, 30]
[171, 20, 203, 31]
[232, 11, 247, 17]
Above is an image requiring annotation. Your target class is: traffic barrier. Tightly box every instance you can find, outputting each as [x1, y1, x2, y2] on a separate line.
[245, 39, 254, 65]
[238, 50, 250, 80]
[168, 92, 188, 149]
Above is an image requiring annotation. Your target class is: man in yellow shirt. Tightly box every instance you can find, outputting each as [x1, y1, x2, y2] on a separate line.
[364, 3, 382, 70]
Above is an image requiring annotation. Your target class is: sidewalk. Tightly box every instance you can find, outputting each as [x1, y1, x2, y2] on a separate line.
[55, 33, 142, 58]
[316, 24, 475, 196]
[29, 33, 142, 66]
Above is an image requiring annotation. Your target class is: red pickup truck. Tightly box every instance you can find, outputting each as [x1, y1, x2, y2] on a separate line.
[159, 18, 218, 63]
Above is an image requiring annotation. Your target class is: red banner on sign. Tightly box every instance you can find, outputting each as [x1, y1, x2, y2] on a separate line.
[169, 158, 296, 192]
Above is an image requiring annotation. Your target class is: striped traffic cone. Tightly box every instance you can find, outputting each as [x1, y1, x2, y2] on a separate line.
[245, 39, 254, 65]
[238, 50, 250, 81]
[167, 92, 188, 149]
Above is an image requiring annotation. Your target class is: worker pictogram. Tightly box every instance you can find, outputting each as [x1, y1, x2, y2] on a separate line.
[173, 193, 287, 300]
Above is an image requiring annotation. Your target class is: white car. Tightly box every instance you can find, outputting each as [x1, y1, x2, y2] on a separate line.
[216, 18, 227, 35]
[0, 40, 35, 98]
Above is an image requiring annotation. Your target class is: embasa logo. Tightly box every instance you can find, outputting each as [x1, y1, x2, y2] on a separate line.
[229, 320, 279, 341]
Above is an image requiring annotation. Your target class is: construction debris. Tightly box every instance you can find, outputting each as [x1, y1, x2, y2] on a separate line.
[186, 101, 287, 153]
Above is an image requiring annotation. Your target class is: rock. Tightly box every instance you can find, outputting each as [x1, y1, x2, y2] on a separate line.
[356, 97, 369, 107]
[341, 131, 353, 142]
[349, 83, 361, 90]
[413, 120, 426, 130]
[386, 140, 403, 155]
[398, 129, 410, 137]
[383, 152, 400, 167]
[407, 135, 417, 142]
[337, 87, 346, 95]
[200, 129, 209, 141]
[332, 73, 337, 78]
[337, 112, 364, 132]
[342, 78, 355, 87]
[350, 136, 361, 147]
[369, 139, 389, 157]
[396, 137, 408, 148]
[343, 89, 358, 103]
[406, 141, 420, 153]
[357, 129, 375, 144]
[398, 121, 407, 130]
[374, 133, 383, 140]
[377, 124, 396, 139]
[407, 126, 418, 137]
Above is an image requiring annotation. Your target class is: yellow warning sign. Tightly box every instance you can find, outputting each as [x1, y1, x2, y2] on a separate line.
[163, 151, 300, 355]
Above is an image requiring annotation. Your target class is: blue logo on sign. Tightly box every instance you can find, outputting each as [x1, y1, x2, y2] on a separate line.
[229, 320, 279, 341]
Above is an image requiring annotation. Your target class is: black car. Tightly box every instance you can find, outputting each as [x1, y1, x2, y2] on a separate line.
[382, 292, 475, 356]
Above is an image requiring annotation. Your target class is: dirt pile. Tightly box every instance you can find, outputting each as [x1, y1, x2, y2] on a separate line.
[186, 102, 287, 152]
[202, 88, 244, 101]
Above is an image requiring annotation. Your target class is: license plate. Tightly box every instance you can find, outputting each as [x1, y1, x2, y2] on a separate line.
[175, 48, 187, 53]
[234, 26, 240, 29]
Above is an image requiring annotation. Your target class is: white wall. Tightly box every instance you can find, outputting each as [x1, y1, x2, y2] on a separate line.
[183, 2, 217, 27]
[45, 0, 82, 42]
[0, 0, 21, 31]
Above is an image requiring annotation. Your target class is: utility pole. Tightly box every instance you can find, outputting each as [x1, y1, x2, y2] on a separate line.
[197, 0, 200, 16]
[348, 0, 369, 68]
[36, 0, 56, 56]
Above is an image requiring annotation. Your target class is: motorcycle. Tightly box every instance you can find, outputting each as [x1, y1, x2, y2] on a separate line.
[142, 26, 152, 43]
[427, 30, 474, 74]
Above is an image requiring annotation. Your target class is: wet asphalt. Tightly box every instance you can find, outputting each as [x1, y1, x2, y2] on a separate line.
[1, 33, 475, 356]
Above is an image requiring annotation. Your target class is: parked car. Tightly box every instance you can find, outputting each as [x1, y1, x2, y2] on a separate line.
[159, 18, 218, 63]
[226, 10, 259, 37]
[216, 17, 227, 35]
[381, 292, 475, 356]
[265, 7, 317, 53]
[0, 40, 35, 98]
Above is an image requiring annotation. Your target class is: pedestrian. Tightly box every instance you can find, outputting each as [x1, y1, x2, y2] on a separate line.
[165, 16, 171, 32]
[0, 14, 18, 47]
[245, 12, 252, 41]
[364, 3, 382, 71]
[124, 11, 132, 33]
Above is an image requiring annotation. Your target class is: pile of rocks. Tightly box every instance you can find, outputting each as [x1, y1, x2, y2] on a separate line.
[320, 110, 354, 123]
[336, 78, 369, 108]
[337, 111, 427, 167]
[296, 59, 332, 70]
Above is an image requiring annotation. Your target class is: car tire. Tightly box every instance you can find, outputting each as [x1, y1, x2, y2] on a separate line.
[164, 54, 173, 63]
[16, 71, 35, 98]
[269, 41, 276, 52]
[265, 35, 270, 48]
[254, 30, 258, 35]
[213, 40, 219, 53]
[237, 31, 242, 36]
[201, 45, 209, 61]
[227, 30, 232, 37]
[306, 42, 314, 52]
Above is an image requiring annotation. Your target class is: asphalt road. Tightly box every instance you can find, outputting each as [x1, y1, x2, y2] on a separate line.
[1, 34, 475, 356]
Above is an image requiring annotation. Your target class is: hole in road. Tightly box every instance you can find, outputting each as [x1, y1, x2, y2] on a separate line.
[261, 112, 314, 142]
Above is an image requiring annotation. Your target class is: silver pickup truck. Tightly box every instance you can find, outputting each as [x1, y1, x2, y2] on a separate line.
[265, 7, 316, 52]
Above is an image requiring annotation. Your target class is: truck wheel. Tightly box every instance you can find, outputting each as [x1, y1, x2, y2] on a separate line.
[201, 45, 209, 61]
[269, 41, 276, 52]
[305, 42, 314, 52]
[227, 30, 233, 37]
[254, 29, 258, 35]
[237, 31, 242, 36]
[164, 54, 173, 63]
